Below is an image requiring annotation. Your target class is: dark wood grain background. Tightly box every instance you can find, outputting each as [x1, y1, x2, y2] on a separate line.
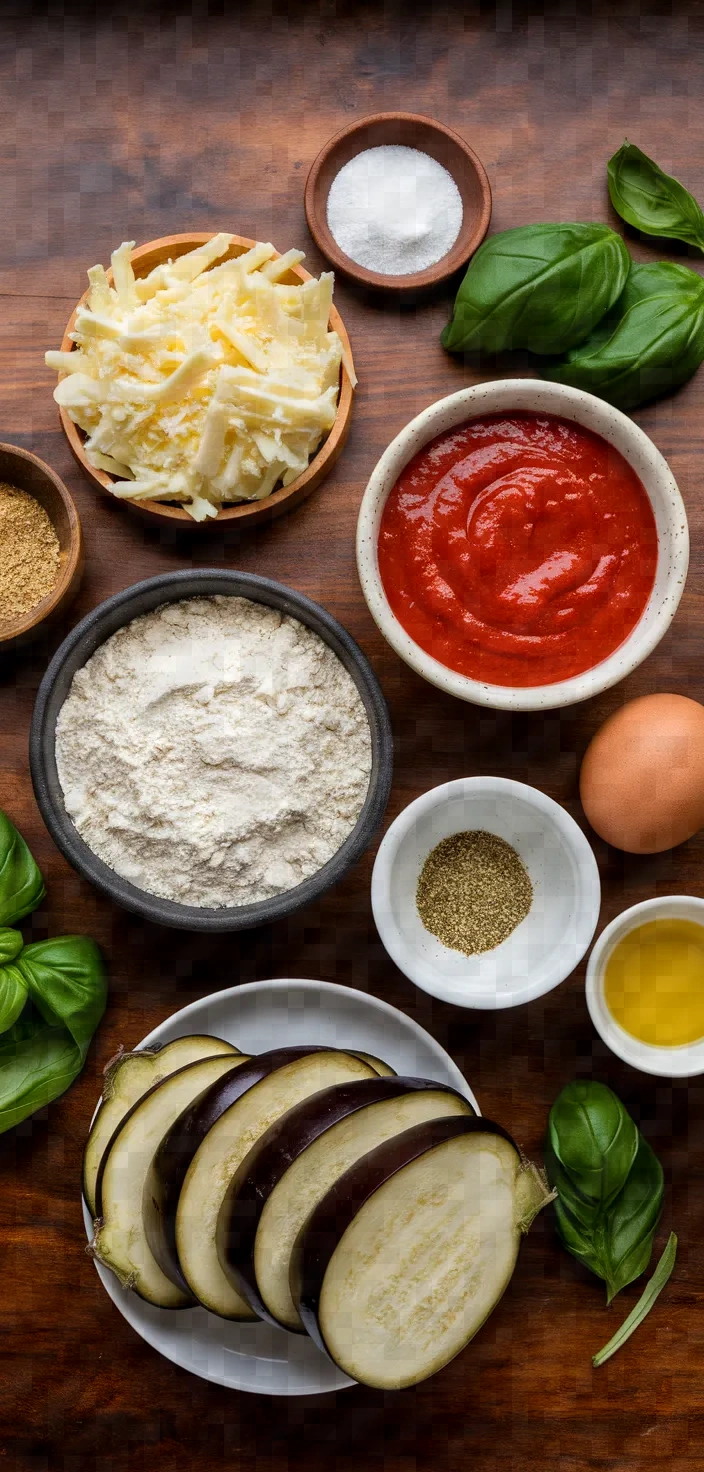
[2, 2, 704, 1468]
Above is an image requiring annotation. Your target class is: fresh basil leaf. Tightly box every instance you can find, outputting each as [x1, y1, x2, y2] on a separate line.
[544, 1145, 601, 1234]
[545, 260, 704, 409]
[0, 1009, 82, 1134]
[552, 1188, 608, 1282]
[546, 1082, 665, 1304]
[0, 963, 28, 1034]
[552, 1133, 663, 1300]
[608, 140, 704, 251]
[598, 1133, 664, 1303]
[0, 816, 106, 1133]
[17, 936, 107, 1060]
[442, 223, 631, 355]
[547, 1080, 638, 1211]
[0, 811, 46, 927]
[545, 1140, 603, 1268]
[0, 929, 24, 964]
[0, 937, 106, 1133]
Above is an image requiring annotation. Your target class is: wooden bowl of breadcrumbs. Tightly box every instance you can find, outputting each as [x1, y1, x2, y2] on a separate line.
[0, 444, 83, 649]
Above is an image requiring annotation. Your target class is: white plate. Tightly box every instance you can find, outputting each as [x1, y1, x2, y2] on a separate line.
[83, 976, 478, 1396]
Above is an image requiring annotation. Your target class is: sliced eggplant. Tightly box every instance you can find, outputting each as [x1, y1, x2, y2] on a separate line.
[293, 1116, 553, 1389]
[92, 1053, 249, 1309]
[222, 1077, 474, 1331]
[347, 1051, 396, 1077]
[170, 1049, 379, 1319]
[145, 1046, 351, 1310]
[83, 1034, 239, 1215]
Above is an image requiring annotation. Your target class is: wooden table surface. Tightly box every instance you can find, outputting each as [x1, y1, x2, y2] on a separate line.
[2, 2, 703, 1468]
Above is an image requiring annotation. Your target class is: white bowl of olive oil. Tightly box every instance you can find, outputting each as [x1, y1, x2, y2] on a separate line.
[586, 895, 704, 1077]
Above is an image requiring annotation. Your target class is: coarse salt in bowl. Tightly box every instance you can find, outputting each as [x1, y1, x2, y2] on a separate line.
[304, 113, 492, 294]
[356, 379, 689, 713]
[326, 145, 463, 277]
[371, 777, 601, 1010]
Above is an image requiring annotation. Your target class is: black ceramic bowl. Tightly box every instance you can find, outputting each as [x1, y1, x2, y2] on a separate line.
[30, 570, 393, 932]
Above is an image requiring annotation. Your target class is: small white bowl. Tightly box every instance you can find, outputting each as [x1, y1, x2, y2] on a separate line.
[356, 379, 689, 712]
[371, 776, 601, 1009]
[586, 895, 704, 1078]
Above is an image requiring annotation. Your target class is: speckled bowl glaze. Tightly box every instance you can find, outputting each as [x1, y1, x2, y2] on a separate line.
[356, 380, 689, 712]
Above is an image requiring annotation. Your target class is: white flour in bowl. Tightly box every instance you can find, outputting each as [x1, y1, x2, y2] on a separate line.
[55, 595, 373, 909]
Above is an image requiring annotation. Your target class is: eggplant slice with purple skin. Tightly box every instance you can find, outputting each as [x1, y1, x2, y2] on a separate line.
[220, 1076, 474, 1331]
[145, 1047, 342, 1308]
[145, 1045, 373, 1309]
[292, 1116, 554, 1390]
[83, 1034, 240, 1217]
[154, 1048, 379, 1320]
[345, 1051, 396, 1077]
[91, 1052, 250, 1309]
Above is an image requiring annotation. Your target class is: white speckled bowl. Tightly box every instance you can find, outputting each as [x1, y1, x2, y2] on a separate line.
[356, 380, 689, 712]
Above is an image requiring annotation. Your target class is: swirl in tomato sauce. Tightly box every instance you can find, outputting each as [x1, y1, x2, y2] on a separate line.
[378, 413, 658, 687]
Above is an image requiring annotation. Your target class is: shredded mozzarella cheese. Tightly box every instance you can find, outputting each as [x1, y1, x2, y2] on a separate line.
[47, 235, 354, 521]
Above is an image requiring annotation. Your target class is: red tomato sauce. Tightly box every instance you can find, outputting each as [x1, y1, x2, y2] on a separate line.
[378, 412, 658, 688]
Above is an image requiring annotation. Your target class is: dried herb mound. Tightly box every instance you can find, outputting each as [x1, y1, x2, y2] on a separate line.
[416, 829, 532, 955]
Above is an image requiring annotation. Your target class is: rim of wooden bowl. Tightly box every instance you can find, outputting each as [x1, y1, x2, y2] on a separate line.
[57, 233, 356, 528]
[0, 443, 83, 647]
[304, 112, 492, 292]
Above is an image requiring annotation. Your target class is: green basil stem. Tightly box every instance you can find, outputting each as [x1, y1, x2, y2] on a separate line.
[592, 1232, 677, 1368]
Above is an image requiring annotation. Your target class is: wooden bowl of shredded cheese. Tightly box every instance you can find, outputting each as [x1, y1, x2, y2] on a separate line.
[0, 443, 83, 649]
[52, 233, 356, 527]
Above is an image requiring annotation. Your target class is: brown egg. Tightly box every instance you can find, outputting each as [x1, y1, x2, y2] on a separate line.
[580, 693, 704, 853]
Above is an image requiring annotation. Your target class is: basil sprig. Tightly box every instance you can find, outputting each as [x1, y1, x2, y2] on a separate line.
[546, 261, 704, 410]
[608, 140, 704, 252]
[441, 144, 704, 410]
[441, 222, 631, 356]
[545, 1081, 664, 1303]
[592, 1232, 677, 1367]
[0, 810, 106, 1133]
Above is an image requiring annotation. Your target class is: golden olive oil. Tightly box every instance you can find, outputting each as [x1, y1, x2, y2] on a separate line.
[604, 917, 704, 1047]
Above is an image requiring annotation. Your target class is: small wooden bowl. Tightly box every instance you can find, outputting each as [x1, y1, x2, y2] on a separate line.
[0, 444, 83, 649]
[304, 112, 492, 293]
[57, 233, 356, 529]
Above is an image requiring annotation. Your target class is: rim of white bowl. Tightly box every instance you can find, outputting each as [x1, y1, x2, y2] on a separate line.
[586, 895, 704, 1078]
[356, 379, 689, 712]
[371, 776, 602, 1009]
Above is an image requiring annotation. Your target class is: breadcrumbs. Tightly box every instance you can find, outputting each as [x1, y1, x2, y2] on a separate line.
[0, 481, 60, 623]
